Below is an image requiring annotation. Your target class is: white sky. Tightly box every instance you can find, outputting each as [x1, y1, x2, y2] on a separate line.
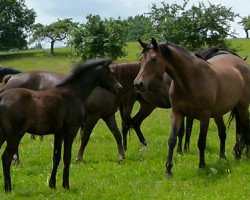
[25, 0, 250, 40]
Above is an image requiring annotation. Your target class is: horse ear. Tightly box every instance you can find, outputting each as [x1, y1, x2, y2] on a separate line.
[138, 38, 147, 49]
[103, 59, 113, 67]
[151, 38, 158, 48]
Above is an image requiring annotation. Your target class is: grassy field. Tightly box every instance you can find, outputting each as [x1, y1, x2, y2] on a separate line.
[0, 39, 250, 199]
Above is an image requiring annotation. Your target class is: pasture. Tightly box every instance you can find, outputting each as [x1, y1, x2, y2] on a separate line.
[0, 40, 250, 199]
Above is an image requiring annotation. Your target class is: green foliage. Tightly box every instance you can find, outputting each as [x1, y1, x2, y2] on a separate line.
[71, 14, 128, 61]
[0, 0, 36, 51]
[147, 0, 238, 50]
[126, 15, 156, 41]
[30, 18, 78, 56]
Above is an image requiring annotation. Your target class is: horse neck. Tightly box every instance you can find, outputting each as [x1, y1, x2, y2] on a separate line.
[164, 46, 200, 95]
[111, 63, 140, 92]
[69, 70, 102, 103]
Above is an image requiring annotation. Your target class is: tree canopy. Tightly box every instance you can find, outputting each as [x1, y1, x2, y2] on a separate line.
[0, 0, 36, 51]
[146, 0, 238, 50]
[71, 14, 128, 61]
[30, 18, 78, 56]
[239, 15, 250, 38]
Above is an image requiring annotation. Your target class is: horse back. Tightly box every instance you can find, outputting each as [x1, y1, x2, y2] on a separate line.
[1, 71, 65, 91]
[0, 87, 82, 135]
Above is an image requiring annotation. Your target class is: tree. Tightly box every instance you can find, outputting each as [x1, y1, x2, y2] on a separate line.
[239, 16, 250, 38]
[126, 15, 155, 41]
[146, 0, 238, 50]
[71, 14, 128, 61]
[0, 0, 36, 51]
[31, 18, 78, 56]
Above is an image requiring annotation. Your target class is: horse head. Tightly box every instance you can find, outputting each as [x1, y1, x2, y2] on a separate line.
[134, 38, 166, 92]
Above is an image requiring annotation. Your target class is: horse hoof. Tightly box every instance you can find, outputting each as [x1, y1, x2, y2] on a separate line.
[220, 156, 227, 160]
[118, 155, 125, 162]
[63, 184, 70, 189]
[75, 157, 82, 163]
[12, 159, 20, 166]
[199, 163, 206, 168]
[165, 172, 173, 179]
[177, 150, 183, 156]
[139, 143, 147, 152]
[49, 180, 56, 189]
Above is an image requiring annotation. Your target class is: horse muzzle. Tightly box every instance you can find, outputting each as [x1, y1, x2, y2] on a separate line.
[134, 81, 146, 91]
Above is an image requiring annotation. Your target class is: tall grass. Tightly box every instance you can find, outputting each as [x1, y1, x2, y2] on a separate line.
[0, 40, 250, 199]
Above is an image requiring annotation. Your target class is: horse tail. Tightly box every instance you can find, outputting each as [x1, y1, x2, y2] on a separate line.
[227, 108, 237, 129]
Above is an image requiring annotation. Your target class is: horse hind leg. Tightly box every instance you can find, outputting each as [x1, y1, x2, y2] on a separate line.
[2, 135, 21, 192]
[76, 116, 99, 162]
[197, 116, 210, 168]
[214, 116, 226, 159]
[233, 107, 250, 159]
[119, 102, 133, 151]
[184, 117, 194, 153]
[49, 133, 63, 188]
[103, 114, 125, 161]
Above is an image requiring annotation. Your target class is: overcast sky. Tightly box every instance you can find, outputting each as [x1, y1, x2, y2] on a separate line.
[25, 0, 250, 38]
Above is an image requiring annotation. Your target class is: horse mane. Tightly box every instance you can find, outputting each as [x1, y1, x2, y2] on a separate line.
[158, 42, 193, 60]
[0, 66, 22, 77]
[110, 62, 141, 87]
[195, 47, 242, 60]
[57, 58, 112, 87]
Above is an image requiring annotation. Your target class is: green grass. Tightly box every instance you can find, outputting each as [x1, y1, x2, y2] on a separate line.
[0, 40, 250, 199]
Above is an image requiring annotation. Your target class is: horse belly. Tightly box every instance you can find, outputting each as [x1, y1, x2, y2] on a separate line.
[212, 72, 245, 116]
[85, 87, 117, 116]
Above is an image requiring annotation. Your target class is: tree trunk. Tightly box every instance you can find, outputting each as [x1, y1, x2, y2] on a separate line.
[50, 40, 55, 56]
[245, 29, 249, 39]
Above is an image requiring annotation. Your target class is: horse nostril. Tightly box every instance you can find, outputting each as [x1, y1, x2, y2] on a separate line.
[134, 82, 145, 91]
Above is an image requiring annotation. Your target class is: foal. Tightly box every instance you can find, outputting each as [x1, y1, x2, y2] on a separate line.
[0, 59, 121, 192]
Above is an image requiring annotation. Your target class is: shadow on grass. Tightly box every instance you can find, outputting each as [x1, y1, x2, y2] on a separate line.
[195, 157, 242, 181]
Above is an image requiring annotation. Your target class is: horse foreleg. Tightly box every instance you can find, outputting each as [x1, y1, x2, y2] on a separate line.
[197, 116, 210, 168]
[104, 115, 125, 161]
[166, 110, 184, 177]
[76, 117, 99, 162]
[214, 116, 226, 159]
[132, 102, 155, 151]
[49, 133, 63, 189]
[184, 117, 194, 152]
[62, 131, 77, 189]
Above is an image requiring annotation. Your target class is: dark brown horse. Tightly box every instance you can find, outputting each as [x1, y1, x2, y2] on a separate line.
[0, 58, 122, 192]
[0, 63, 140, 162]
[0, 63, 149, 163]
[134, 38, 250, 177]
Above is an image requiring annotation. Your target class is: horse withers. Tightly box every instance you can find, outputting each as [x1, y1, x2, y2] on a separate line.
[135, 38, 250, 177]
[0, 59, 121, 192]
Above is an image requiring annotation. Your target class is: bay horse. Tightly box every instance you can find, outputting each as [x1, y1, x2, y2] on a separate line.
[134, 38, 250, 177]
[134, 46, 247, 154]
[0, 58, 122, 192]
